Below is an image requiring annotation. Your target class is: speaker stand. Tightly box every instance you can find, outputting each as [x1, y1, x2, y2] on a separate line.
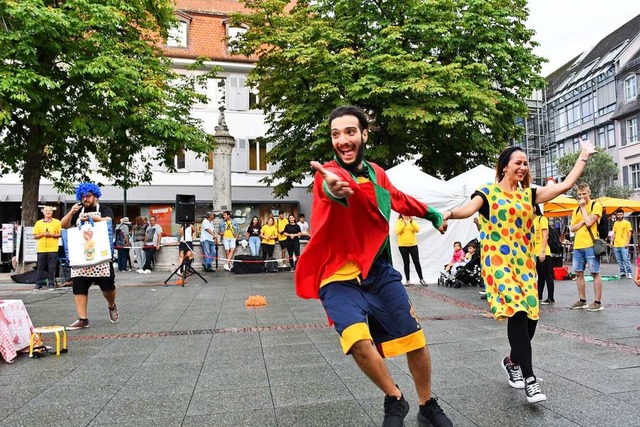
[164, 258, 208, 286]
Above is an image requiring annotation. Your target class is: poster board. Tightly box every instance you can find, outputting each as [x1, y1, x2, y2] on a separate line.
[22, 226, 37, 262]
[1, 224, 15, 255]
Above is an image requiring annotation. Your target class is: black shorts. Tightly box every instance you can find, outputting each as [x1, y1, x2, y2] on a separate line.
[72, 263, 116, 295]
[179, 241, 194, 252]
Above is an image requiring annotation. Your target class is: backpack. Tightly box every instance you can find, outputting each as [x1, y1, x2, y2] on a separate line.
[114, 226, 126, 246]
[575, 201, 608, 239]
[547, 226, 563, 255]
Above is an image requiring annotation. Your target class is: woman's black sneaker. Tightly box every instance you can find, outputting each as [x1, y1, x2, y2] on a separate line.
[417, 397, 452, 427]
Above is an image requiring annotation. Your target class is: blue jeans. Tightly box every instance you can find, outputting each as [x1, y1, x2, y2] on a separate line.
[613, 246, 633, 275]
[117, 248, 130, 271]
[201, 240, 216, 269]
[572, 246, 600, 274]
[248, 236, 261, 257]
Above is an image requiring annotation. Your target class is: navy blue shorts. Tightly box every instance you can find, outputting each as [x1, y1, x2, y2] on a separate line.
[319, 260, 425, 357]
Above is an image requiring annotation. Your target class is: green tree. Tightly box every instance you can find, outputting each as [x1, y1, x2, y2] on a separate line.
[231, 0, 546, 196]
[557, 149, 618, 197]
[0, 0, 216, 225]
[602, 185, 632, 199]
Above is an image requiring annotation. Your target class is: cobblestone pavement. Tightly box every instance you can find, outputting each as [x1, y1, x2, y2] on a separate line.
[0, 261, 639, 426]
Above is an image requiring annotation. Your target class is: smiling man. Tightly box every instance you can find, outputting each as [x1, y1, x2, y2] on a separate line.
[295, 105, 452, 427]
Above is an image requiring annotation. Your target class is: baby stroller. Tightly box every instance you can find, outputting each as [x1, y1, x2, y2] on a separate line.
[437, 239, 483, 288]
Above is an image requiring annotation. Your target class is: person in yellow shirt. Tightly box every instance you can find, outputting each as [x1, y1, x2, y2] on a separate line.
[569, 183, 604, 311]
[395, 215, 427, 286]
[533, 206, 554, 304]
[611, 208, 633, 278]
[275, 210, 288, 266]
[33, 206, 62, 290]
[260, 217, 278, 260]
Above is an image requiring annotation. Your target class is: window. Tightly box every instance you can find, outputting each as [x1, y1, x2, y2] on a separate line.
[628, 118, 638, 144]
[597, 127, 606, 148]
[249, 139, 267, 171]
[555, 107, 566, 132]
[176, 150, 186, 169]
[226, 75, 258, 111]
[625, 75, 637, 101]
[566, 101, 580, 129]
[580, 96, 593, 122]
[167, 20, 188, 48]
[607, 124, 615, 147]
[226, 25, 247, 54]
[631, 164, 640, 190]
[572, 137, 580, 152]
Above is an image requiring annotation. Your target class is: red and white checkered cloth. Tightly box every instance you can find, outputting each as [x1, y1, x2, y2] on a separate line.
[0, 300, 34, 363]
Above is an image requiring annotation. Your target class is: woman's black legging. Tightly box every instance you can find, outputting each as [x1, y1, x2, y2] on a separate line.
[507, 311, 538, 379]
[536, 257, 554, 300]
[399, 245, 423, 280]
[262, 244, 274, 260]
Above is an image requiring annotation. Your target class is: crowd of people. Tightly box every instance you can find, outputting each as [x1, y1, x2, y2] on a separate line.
[25, 104, 640, 427]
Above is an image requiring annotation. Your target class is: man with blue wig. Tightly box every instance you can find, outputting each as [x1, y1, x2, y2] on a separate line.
[61, 182, 119, 329]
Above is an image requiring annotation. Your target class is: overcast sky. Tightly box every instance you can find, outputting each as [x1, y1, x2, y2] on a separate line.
[527, 0, 640, 76]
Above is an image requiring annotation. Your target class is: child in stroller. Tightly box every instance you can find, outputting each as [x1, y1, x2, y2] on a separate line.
[438, 240, 482, 288]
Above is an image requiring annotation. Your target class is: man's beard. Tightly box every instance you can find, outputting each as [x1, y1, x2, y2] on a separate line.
[335, 141, 366, 173]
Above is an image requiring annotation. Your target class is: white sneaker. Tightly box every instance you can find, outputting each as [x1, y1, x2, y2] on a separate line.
[524, 376, 547, 403]
[223, 264, 231, 271]
[136, 269, 144, 273]
[142, 269, 151, 274]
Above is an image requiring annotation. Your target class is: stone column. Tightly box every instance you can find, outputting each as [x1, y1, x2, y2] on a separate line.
[212, 106, 235, 213]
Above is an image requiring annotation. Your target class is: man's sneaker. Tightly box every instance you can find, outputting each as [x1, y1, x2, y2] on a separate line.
[417, 397, 452, 427]
[569, 300, 588, 309]
[501, 357, 525, 389]
[586, 302, 603, 312]
[540, 299, 554, 305]
[136, 269, 144, 273]
[382, 393, 409, 427]
[142, 269, 151, 274]
[419, 279, 428, 287]
[620, 273, 626, 278]
[108, 304, 119, 323]
[67, 319, 89, 330]
[524, 376, 547, 403]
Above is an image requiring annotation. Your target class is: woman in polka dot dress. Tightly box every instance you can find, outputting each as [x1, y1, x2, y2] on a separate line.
[442, 139, 595, 404]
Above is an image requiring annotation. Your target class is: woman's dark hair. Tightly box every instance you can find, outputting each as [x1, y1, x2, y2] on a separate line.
[329, 106, 369, 131]
[495, 146, 531, 188]
[250, 216, 260, 226]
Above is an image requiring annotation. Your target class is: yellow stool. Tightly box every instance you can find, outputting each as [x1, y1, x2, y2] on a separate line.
[29, 326, 68, 357]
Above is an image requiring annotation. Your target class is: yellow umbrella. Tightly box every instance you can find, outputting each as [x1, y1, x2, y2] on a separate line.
[596, 197, 640, 215]
[543, 195, 578, 217]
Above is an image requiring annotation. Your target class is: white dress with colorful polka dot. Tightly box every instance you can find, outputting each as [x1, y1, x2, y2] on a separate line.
[476, 184, 539, 321]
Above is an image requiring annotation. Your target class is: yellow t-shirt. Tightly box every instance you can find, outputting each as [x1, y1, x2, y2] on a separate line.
[223, 220, 235, 239]
[33, 218, 62, 253]
[612, 219, 632, 248]
[395, 218, 420, 247]
[260, 224, 278, 245]
[276, 217, 287, 241]
[533, 216, 551, 256]
[570, 201, 603, 250]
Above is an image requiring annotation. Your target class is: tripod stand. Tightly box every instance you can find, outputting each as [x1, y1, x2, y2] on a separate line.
[164, 253, 207, 286]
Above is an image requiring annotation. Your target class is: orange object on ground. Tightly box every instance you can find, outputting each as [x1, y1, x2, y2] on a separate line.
[245, 295, 267, 306]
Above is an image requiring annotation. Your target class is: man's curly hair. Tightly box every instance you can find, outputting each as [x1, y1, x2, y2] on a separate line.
[75, 182, 102, 201]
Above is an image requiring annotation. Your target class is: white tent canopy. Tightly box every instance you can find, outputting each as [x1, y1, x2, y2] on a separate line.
[386, 161, 494, 284]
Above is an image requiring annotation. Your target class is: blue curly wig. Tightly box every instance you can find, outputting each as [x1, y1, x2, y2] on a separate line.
[75, 182, 102, 201]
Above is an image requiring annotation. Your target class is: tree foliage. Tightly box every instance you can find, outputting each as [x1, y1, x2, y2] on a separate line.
[557, 149, 619, 198]
[231, 0, 546, 196]
[0, 0, 216, 224]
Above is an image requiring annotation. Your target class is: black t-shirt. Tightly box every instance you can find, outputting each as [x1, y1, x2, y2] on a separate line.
[247, 224, 261, 237]
[284, 223, 301, 241]
[70, 203, 114, 229]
